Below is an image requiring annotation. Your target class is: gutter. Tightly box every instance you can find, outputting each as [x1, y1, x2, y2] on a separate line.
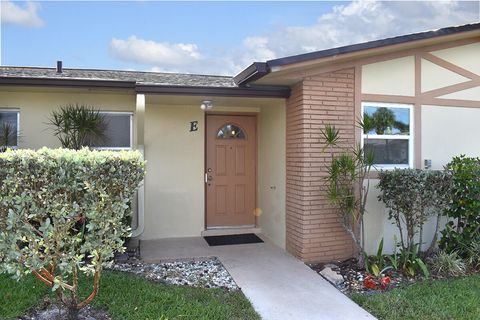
[0, 76, 290, 98]
[0, 76, 136, 89]
[135, 83, 290, 98]
[232, 62, 269, 86]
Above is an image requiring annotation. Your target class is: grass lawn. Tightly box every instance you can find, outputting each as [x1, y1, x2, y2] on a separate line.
[351, 275, 480, 320]
[0, 270, 260, 320]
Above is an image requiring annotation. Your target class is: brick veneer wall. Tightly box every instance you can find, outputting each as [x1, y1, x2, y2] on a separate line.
[286, 68, 357, 263]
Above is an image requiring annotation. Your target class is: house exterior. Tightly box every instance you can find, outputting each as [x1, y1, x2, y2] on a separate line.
[1, 23, 479, 263]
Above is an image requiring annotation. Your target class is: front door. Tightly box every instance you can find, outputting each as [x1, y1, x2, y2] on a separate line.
[206, 115, 256, 228]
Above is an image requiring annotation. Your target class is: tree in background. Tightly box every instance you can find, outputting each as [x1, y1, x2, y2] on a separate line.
[0, 122, 18, 152]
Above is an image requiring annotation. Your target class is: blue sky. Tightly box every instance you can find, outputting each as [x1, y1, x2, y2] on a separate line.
[1, 1, 479, 75]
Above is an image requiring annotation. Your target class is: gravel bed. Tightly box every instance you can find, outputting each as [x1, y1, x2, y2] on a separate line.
[110, 257, 239, 291]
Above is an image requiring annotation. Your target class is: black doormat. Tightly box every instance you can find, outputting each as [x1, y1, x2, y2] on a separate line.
[204, 233, 264, 246]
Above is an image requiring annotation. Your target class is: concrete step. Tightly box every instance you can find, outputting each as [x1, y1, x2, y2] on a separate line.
[201, 227, 262, 237]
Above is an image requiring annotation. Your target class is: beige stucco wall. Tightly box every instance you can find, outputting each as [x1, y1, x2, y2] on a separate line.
[258, 103, 286, 248]
[421, 58, 469, 93]
[360, 39, 480, 254]
[142, 103, 205, 240]
[422, 105, 480, 170]
[363, 181, 442, 255]
[0, 88, 286, 246]
[431, 42, 480, 76]
[141, 97, 287, 248]
[0, 87, 135, 150]
[361, 56, 415, 96]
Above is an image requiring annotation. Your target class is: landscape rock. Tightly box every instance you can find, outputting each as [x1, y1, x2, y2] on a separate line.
[110, 257, 238, 291]
[320, 267, 344, 285]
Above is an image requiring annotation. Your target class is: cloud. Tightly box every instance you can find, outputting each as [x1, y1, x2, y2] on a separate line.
[109, 0, 479, 75]
[110, 36, 202, 68]
[1, 0, 44, 28]
[243, 0, 480, 60]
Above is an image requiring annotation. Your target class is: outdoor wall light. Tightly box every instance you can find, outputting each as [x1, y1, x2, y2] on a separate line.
[200, 100, 213, 110]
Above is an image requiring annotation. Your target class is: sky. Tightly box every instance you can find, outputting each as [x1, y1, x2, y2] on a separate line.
[1, 1, 479, 76]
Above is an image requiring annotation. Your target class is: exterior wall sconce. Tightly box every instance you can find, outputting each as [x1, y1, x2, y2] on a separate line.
[200, 100, 213, 110]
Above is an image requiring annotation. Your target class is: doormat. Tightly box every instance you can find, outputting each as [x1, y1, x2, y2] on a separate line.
[204, 233, 264, 246]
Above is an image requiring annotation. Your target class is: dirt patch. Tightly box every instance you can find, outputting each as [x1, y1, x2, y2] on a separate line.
[19, 299, 110, 320]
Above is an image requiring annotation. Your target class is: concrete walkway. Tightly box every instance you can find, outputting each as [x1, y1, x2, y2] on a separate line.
[141, 236, 375, 320]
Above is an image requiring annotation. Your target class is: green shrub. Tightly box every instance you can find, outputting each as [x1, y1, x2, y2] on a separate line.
[377, 169, 450, 252]
[0, 148, 145, 319]
[440, 155, 480, 258]
[430, 251, 466, 277]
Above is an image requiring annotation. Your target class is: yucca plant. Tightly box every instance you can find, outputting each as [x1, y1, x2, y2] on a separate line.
[322, 121, 374, 267]
[48, 103, 107, 150]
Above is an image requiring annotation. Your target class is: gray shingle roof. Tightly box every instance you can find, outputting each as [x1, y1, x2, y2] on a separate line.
[0, 66, 237, 88]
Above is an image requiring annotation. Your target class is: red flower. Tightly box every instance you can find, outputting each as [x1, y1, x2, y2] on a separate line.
[380, 276, 391, 290]
[364, 276, 377, 290]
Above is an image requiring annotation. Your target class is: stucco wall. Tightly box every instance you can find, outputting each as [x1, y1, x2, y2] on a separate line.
[258, 103, 286, 248]
[361, 56, 415, 96]
[0, 88, 135, 150]
[360, 40, 480, 254]
[142, 103, 205, 240]
[422, 105, 480, 170]
[0, 88, 286, 247]
[141, 99, 287, 248]
[363, 182, 442, 254]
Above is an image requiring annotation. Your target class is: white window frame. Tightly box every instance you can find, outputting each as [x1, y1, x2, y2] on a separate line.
[0, 108, 20, 149]
[93, 111, 133, 150]
[361, 102, 414, 170]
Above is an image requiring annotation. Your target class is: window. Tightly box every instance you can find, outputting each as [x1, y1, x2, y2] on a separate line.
[361, 102, 413, 169]
[91, 112, 132, 150]
[0, 109, 20, 148]
[217, 123, 246, 139]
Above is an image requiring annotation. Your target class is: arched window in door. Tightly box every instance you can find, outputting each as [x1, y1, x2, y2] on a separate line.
[216, 123, 246, 139]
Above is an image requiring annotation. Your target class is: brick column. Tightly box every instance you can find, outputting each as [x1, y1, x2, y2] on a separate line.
[286, 68, 357, 263]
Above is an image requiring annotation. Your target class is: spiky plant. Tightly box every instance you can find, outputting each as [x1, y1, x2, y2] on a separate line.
[431, 251, 466, 277]
[321, 121, 374, 267]
[48, 104, 107, 150]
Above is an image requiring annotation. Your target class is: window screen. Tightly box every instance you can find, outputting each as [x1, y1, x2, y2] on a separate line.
[92, 113, 132, 149]
[0, 110, 19, 147]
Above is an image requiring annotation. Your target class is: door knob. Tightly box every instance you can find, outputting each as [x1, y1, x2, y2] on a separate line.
[205, 173, 213, 183]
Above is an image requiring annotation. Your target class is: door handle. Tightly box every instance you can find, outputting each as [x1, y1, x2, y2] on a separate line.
[205, 173, 213, 183]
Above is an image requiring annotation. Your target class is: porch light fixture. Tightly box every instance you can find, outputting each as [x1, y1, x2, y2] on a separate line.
[200, 100, 213, 110]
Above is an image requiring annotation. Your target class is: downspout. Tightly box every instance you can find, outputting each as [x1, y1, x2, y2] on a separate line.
[132, 93, 145, 238]
[132, 145, 145, 238]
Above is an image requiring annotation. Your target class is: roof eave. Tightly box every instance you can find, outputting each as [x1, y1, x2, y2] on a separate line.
[0, 76, 290, 98]
[0, 77, 136, 89]
[136, 84, 290, 98]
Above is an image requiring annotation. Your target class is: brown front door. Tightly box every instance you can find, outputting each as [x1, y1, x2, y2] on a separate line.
[206, 115, 256, 227]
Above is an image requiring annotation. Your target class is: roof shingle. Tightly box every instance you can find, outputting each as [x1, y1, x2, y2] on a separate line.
[0, 66, 237, 88]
